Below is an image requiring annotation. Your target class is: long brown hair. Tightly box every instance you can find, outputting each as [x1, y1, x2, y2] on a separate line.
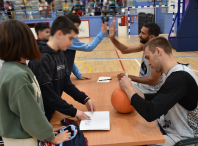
[0, 19, 42, 61]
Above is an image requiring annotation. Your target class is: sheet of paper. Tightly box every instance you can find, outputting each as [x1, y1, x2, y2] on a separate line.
[80, 111, 110, 131]
[97, 77, 111, 83]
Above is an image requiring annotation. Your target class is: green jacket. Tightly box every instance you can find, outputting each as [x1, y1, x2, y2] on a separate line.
[0, 62, 54, 141]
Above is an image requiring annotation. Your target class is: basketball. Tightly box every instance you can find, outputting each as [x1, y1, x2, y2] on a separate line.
[111, 87, 134, 113]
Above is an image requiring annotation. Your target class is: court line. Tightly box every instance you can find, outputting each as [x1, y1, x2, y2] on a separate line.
[75, 55, 198, 60]
[75, 62, 92, 73]
[191, 51, 198, 55]
[115, 49, 125, 71]
[75, 57, 142, 60]
[173, 55, 198, 58]
[75, 60, 122, 62]
[135, 59, 141, 67]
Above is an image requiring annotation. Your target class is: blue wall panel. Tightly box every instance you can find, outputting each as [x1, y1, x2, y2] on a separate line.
[156, 7, 174, 34]
[130, 16, 138, 35]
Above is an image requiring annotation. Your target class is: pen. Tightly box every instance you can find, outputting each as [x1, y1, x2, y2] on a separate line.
[99, 79, 112, 81]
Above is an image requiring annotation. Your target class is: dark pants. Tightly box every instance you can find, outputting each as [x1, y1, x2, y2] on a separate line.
[64, 49, 76, 74]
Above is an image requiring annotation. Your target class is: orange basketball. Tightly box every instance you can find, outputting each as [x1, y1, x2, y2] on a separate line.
[111, 87, 134, 113]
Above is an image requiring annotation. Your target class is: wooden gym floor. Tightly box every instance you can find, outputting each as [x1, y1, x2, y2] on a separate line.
[75, 35, 198, 77]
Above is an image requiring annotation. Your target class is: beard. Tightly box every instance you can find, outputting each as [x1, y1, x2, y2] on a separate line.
[154, 56, 162, 73]
[139, 37, 149, 44]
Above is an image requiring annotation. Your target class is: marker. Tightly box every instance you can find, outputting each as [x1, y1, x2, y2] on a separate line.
[125, 73, 128, 78]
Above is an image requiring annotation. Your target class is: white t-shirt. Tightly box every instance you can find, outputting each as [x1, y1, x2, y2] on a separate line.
[0, 60, 3, 75]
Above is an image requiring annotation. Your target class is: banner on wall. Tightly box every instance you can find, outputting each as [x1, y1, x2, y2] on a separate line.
[168, 0, 183, 13]
[78, 20, 90, 38]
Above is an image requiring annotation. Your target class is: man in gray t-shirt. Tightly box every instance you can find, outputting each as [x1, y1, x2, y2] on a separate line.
[109, 21, 164, 93]
[119, 37, 198, 146]
[132, 53, 165, 93]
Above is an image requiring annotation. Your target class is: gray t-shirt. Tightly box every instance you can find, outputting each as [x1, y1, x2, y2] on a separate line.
[158, 64, 198, 142]
[136, 53, 165, 93]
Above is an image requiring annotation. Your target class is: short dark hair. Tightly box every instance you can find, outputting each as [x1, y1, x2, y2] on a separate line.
[64, 13, 81, 25]
[0, 20, 42, 61]
[143, 23, 161, 37]
[51, 16, 79, 36]
[143, 36, 172, 54]
[35, 23, 50, 35]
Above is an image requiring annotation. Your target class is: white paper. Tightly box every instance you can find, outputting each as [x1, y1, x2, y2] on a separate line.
[80, 111, 110, 131]
[97, 77, 111, 83]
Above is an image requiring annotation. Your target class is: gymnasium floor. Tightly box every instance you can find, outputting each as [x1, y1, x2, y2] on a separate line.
[75, 35, 198, 77]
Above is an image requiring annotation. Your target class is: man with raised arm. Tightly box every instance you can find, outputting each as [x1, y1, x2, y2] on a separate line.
[109, 20, 164, 93]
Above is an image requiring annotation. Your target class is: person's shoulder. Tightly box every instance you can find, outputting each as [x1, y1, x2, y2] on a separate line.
[170, 71, 190, 78]
[2, 63, 32, 85]
[166, 71, 190, 85]
[28, 55, 54, 84]
[175, 71, 196, 82]
[29, 53, 53, 72]
[33, 52, 52, 64]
